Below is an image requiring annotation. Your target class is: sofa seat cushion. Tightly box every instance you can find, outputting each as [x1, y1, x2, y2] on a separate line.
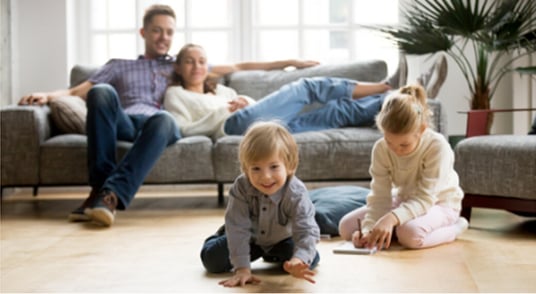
[213, 127, 382, 182]
[40, 134, 89, 184]
[309, 185, 368, 236]
[40, 135, 215, 184]
[454, 135, 536, 200]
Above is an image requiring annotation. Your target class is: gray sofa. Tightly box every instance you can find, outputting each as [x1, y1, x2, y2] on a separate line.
[1, 60, 448, 204]
[454, 135, 536, 221]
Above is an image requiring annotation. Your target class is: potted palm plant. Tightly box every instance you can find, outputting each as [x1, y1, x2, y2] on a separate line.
[370, 0, 536, 131]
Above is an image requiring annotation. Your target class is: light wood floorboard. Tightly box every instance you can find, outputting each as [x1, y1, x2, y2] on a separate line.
[1, 185, 535, 293]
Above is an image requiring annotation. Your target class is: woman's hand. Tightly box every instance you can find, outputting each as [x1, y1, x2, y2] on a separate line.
[283, 257, 316, 284]
[228, 96, 249, 112]
[292, 60, 320, 69]
[218, 268, 260, 287]
[365, 212, 399, 250]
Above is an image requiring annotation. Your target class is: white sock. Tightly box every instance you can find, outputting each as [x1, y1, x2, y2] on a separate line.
[454, 217, 469, 237]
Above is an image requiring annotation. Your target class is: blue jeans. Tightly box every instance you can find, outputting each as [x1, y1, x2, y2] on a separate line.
[200, 233, 320, 273]
[224, 77, 387, 135]
[86, 84, 181, 209]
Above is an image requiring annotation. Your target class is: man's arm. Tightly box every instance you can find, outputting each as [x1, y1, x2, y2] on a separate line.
[209, 59, 319, 79]
[18, 80, 94, 106]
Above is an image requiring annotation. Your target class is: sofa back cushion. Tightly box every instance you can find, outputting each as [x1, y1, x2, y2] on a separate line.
[70, 65, 100, 88]
[224, 59, 387, 100]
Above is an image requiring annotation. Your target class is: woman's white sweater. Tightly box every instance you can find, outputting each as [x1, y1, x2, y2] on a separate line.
[164, 84, 255, 139]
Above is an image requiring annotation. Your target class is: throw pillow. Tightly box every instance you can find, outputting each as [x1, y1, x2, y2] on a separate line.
[309, 185, 369, 236]
[49, 96, 87, 134]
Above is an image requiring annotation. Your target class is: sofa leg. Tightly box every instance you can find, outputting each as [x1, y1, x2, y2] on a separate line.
[33, 186, 39, 197]
[217, 183, 224, 207]
[461, 206, 472, 222]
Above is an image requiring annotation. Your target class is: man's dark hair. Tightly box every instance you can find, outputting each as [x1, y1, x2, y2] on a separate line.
[143, 4, 176, 28]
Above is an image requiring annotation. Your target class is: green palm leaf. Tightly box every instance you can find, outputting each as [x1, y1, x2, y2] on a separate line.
[366, 0, 536, 113]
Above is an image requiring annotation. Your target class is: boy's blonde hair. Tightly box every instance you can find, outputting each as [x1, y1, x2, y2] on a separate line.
[239, 121, 299, 176]
[376, 84, 433, 134]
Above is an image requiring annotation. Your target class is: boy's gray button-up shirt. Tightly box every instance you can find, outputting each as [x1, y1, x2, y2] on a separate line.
[225, 174, 320, 270]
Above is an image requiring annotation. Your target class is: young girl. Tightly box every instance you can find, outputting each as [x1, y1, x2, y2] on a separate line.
[163, 43, 392, 140]
[200, 121, 320, 287]
[338, 85, 468, 250]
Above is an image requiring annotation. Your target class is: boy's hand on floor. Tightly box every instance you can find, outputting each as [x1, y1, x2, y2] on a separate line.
[283, 258, 316, 284]
[218, 268, 260, 287]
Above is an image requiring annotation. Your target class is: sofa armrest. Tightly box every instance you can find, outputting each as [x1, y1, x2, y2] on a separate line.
[1, 105, 52, 186]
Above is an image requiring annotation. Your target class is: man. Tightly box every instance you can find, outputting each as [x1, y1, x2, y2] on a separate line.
[19, 4, 318, 227]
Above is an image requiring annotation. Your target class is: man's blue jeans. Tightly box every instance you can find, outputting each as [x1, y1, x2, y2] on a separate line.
[86, 84, 181, 209]
[224, 77, 387, 135]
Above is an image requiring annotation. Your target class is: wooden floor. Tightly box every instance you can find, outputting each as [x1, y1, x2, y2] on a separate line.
[1, 184, 535, 293]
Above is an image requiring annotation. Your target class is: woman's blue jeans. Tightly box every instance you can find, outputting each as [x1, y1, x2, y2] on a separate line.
[86, 84, 181, 209]
[200, 234, 320, 273]
[224, 77, 387, 135]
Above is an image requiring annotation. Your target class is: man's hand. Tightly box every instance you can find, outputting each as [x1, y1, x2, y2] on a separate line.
[283, 257, 316, 284]
[19, 93, 49, 106]
[218, 268, 260, 287]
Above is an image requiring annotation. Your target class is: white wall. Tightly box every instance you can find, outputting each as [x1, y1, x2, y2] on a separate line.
[1, 0, 12, 106]
[8, 0, 530, 135]
[10, 0, 69, 105]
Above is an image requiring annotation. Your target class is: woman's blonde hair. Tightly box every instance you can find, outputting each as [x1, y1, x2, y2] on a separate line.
[239, 121, 299, 176]
[376, 84, 432, 134]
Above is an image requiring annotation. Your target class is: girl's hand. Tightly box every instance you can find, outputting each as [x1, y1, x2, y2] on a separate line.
[283, 258, 316, 284]
[228, 96, 249, 112]
[351, 230, 368, 248]
[218, 268, 260, 287]
[366, 213, 399, 250]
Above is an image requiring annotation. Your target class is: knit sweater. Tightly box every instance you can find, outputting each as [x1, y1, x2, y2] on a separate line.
[164, 84, 256, 139]
[363, 128, 464, 234]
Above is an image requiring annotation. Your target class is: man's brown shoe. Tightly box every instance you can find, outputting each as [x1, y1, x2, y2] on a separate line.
[89, 190, 118, 227]
[68, 189, 99, 222]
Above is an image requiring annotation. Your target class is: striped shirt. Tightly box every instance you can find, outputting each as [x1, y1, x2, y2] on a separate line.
[89, 55, 174, 116]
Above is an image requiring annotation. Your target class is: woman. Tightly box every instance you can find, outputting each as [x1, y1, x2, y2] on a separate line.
[164, 43, 393, 139]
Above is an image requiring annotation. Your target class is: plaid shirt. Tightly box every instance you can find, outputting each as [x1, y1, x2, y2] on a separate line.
[89, 55, 174, 116]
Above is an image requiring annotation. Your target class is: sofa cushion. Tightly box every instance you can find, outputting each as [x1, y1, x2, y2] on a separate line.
[49, 96, 87, 134]
[40, 135, 215, 184]
[454, 135, 536, 200]
[225, 60, 388, 100]
[213, 127, 383, 183]
[309, 185, 368, 236]
[70, 65, 99, 88]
